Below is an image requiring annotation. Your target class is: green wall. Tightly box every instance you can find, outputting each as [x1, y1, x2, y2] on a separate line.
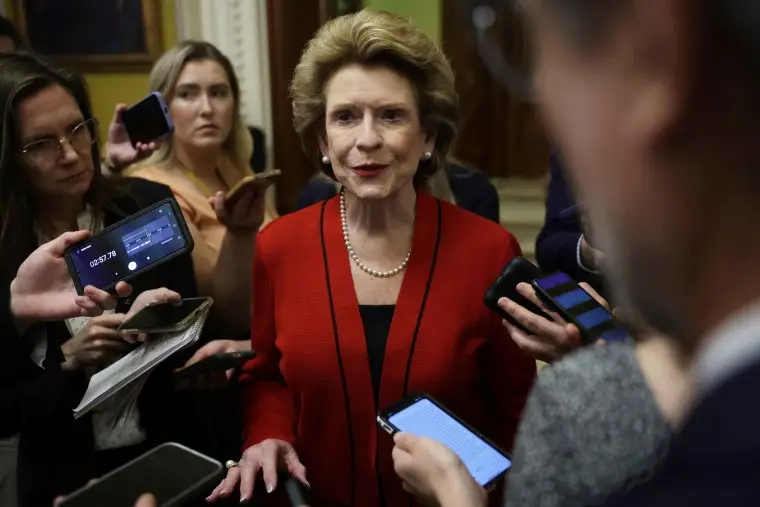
[363, 0, 441, 44]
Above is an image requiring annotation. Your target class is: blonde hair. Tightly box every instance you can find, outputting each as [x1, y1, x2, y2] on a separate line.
[141, 41, 252, 179]
[291, 8, 459, 194]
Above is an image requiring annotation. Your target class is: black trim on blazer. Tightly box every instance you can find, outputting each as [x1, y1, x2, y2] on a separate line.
[320, 196, 443, 507]
[402, 199, 442, 507]
[402, 199, 442, 396]
[320, 199, 357, 506]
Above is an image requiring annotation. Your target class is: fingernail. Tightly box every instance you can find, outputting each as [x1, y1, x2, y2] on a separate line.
[239, 497, 248, 504]
[266, 483, 273, 493]
[219, 491, 226, 497]
[305, 480, 311, 489]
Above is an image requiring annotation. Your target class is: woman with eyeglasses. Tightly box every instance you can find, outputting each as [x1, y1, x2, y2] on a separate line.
[0, 53, 212, 507]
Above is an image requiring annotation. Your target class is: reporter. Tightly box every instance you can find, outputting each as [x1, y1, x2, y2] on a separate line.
[0, 53, 205, 506]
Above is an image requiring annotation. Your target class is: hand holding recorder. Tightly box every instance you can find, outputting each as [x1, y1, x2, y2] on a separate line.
[9, 230, 133, 335]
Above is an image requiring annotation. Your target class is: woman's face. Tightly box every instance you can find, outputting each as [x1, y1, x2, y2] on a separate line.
[169, 59, 234, 154]
[16, 84, 95, 201]
[320, 64, 434, 200]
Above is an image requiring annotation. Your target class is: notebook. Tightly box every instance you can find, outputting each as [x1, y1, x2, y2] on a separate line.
[74, 307, 209, 419]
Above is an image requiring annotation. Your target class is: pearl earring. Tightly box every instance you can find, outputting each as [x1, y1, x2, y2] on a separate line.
[422, 151, 432, 161]
[321, 155, 330, 165]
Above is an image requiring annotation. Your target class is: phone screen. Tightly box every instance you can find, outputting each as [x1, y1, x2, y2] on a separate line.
[533, 272, 630, 342]
[67, 201, 190, 292]
[122, 93, 174, 145]
[59, 443, 222, 507]
[387, 398, 511, 487]
[121, 298, 209, 332]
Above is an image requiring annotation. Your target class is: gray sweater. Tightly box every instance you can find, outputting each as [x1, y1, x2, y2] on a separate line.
[504, 343, 671, 507]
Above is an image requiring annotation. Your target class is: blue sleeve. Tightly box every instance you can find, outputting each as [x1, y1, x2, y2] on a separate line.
[535, 153, 605, 290]
[296, 179, 338, 211]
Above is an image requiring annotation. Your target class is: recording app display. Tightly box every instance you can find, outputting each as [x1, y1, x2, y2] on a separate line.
[388, 398, 511, 486]
[69, 202, 188, 291]
[533, 272, 630, 343]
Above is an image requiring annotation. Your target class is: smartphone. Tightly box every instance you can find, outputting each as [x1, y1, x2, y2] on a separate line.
[118, 297, 214, 334]
[58, 442, 222, 507]
[64, 198, 194, 294]
[122, 92, 174, 147]
[484, 256, 552, 333]
[226, 169, 282, 203]
[173, 350, 255, 381]
[377, 394, 511, 491]
[531, 271, 631, 344]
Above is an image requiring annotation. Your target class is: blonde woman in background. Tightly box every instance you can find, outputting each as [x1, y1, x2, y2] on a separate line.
[120, 41, 276, 338]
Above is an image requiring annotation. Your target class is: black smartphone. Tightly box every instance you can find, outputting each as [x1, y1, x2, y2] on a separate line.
[122, 92, 174, 147]
[64, 198, 194, 294]
[58, 442, 222, 507]
[484, 256, 552, 333]
[531, 272, 631, 344]
[118, 297, 214, 334]
[173, 350, 256, 381]
[377, 394, 511, 491]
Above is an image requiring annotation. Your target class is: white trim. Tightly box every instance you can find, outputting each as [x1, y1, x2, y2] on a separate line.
[174, 0, 274, 169]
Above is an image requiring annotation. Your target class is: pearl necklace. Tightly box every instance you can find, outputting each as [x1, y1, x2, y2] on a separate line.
[340, 190, 411, 278]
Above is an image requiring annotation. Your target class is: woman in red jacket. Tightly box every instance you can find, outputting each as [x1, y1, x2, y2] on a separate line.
[208, 9, 536, 506]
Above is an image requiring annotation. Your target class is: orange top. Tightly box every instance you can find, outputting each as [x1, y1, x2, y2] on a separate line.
[126, 159, 249, 297]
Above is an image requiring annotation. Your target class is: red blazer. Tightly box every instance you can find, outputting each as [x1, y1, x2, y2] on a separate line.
[242, 192, 536, 506]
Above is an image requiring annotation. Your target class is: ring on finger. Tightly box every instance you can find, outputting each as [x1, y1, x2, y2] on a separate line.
[225, 460, 240, 470]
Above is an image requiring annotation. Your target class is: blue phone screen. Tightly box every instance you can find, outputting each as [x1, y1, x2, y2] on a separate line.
[69, 202, 189, 291]
[388, 398, 511, 486]
[534, 272, 630, 342]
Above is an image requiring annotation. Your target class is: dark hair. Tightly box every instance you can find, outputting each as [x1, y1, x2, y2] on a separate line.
[0, 53, 119, 284]
[0, 15, 24, 50]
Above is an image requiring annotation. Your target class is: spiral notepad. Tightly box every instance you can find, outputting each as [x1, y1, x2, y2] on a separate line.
[74, 308, 209, 419]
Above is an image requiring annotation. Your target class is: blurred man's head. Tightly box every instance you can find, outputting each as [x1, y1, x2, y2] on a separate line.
[521, 0, 760, 349]
[0, 16, 23, 52]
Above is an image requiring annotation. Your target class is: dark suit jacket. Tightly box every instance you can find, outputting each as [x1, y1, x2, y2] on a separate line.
[535, 152, 606, 294]
[601, 356, 760, 506]
[295, 162, 501, 223]
[0, 178, 206, 507]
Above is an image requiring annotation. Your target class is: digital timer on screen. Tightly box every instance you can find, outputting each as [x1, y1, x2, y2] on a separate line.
[69, 202, 189, 291]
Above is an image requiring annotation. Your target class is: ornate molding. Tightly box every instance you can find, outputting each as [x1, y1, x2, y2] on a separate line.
[175, 0, 274, 167]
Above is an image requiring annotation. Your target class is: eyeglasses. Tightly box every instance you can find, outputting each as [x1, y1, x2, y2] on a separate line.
[20, 117, 98, 167]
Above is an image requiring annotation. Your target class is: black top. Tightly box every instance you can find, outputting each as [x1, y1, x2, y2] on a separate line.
[358, 305, 395, 409]
[296, 162, 501, 224]
[0, 178, 208, 507]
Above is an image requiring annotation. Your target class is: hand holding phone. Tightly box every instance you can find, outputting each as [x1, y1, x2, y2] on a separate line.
[118, 297, 213, 334]
[226, 169, 281, 204]
[122, 92, 174, 147]
[484, 257, 552, 334]
[378, 394, 511, 491]
[173, 347, 255, 389]
[531, 272, 630, 344]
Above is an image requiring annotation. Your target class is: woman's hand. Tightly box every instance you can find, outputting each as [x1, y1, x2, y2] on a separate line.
[103, 104, 159, 173]
[209, 181, 268, 234]
[392, 433, 486, 507]
[175, 339, 249, 390]
[120, 288, 181, 343]
[497, 281, 609, 362]
[9, 231, 133, 334]
[207, 439, 308, 504]
[60, 313, 130, 371]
